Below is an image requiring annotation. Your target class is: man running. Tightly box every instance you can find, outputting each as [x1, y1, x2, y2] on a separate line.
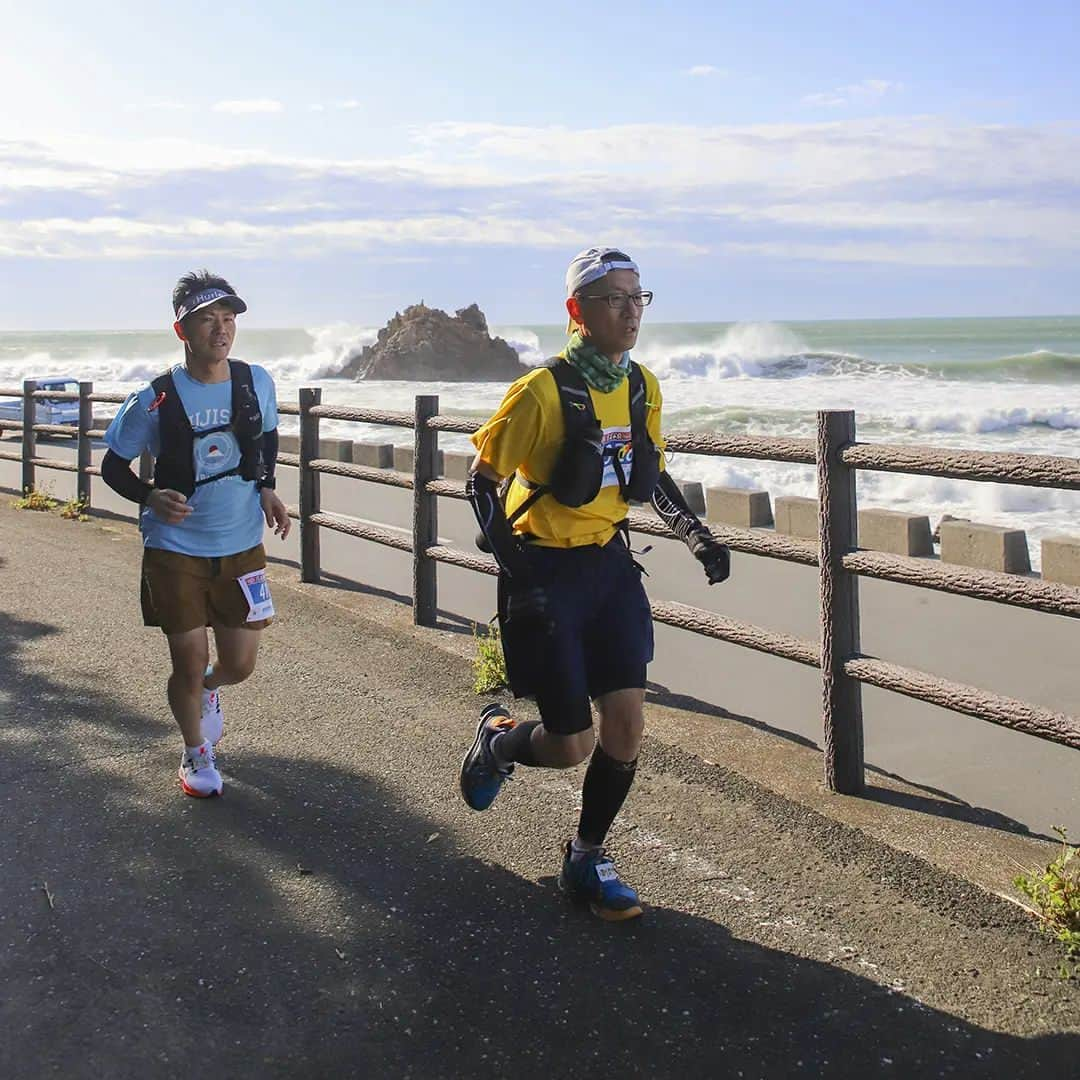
[101, 270, 290, 797]
[460, 247, 730, 919]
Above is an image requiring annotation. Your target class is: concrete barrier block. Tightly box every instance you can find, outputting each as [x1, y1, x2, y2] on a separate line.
[278, 434, 299, 455]
[318, 437, 353, 462]
[351, 442, 393, 468]
[1041, 535, 1080, 586]
[678, 481, 706, 517]
[392, 446, 443, 475]
[858, 508, 933, 557]
[705, 486, 773, 528]
[939, 520, 1031, 574]
[774, 495, 818, 540]
[442, 450, 474, 481]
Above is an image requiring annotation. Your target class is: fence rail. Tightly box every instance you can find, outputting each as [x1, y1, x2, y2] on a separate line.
[3, 378, 1079, 789]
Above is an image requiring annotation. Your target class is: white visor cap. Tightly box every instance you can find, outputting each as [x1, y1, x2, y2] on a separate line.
[565, 247, 639, 297]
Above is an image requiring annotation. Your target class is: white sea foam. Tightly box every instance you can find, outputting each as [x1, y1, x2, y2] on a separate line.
[3, 319, 1078, 564]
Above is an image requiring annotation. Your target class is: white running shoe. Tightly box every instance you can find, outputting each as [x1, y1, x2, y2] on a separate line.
[200, 684, 224, 746]
[179, 741, 223, 798]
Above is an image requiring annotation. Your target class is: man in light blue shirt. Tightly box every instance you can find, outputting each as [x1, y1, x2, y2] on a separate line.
[102, 270, 290, 797]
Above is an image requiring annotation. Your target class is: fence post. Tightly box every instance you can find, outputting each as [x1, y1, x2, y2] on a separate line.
[21, 379, 37, 494]
[413, 395, 439, 626]
[299, 387, 322, 584]
[77, 381, 93, 506]
[817, 409, 864, 794]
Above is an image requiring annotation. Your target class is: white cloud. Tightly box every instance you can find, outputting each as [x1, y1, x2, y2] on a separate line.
[0, 213, 676, 259]
[687, 65, 724, 77]
[309, 99, 362, 112]
[722, 239, 1030, 268]
[802, 79, 900, 108]
[3, 117, 1078, 268]
[211, 99, 284, 115]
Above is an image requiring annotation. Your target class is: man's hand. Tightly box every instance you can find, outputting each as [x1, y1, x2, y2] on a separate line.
[688, 529, 730, 584]
[261, 488, 292, 539]
[146, 488, 193, 525]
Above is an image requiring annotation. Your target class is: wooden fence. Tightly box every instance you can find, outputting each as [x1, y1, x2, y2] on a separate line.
[3, 378, 1079, 796]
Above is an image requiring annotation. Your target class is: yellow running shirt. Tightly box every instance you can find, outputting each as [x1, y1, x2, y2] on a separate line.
[471, 361, 666, 549]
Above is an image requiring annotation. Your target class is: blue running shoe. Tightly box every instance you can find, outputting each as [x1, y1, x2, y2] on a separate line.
[558, 841, 643, 921]
[459, 704, 516, 811]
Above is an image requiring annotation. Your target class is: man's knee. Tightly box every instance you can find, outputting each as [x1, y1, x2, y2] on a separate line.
[218, 652, 257, 684]
[541, 729, 594, 768]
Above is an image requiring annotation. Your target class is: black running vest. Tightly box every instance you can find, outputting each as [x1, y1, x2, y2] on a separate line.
[150, 361, 264, 498]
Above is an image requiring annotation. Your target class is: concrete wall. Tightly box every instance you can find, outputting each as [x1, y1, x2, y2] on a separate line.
[1041, 535, 1080, 586]
[352, 443, 394, 469]
[939, 520, 1031, 575]
[706, 486, 773, 528]
[317, 437, 353, 462]
[678, 481, 706, 517]
[393, 446, 445, 475]
[442, 450, 474, 481]
[774, 495, 817, 540]
[858, 508, 933, 557]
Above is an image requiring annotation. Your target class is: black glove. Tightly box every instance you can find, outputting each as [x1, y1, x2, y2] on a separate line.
[688, 529, 730, 584]
[504, 582, 552, 629]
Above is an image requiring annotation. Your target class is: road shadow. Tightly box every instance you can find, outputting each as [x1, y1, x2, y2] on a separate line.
[645, 679, 1057, 844]
[0, 606, 1076, 1078]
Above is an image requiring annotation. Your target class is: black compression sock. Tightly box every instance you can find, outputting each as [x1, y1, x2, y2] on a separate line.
[577, 744, 638, 846]
[492, 720, 542, 767]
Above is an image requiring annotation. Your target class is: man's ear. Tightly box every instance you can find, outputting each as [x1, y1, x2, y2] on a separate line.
[172, 320, 187, 343]
[565, 296, 582, 328]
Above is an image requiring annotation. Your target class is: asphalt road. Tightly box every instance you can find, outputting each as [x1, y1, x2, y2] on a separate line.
[0, 497, 1077, 1079]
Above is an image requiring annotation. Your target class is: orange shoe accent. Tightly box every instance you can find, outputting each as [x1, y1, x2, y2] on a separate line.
[491, 716, 517, 731]
[178, 771, 221, 798]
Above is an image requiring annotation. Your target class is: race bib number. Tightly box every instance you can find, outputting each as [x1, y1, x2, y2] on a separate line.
[237, 568, 275, 622]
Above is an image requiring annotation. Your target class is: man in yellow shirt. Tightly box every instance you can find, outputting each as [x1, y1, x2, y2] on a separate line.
[461, 247, 730, 920]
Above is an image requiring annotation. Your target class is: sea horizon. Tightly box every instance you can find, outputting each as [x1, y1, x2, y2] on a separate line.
[3, 314, 1078, 567]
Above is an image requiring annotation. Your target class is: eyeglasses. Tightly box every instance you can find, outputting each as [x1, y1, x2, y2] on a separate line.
[577, 290, 654, 310]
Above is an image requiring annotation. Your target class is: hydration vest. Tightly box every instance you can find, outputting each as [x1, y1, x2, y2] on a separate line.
[507, 359, 660, 528]
[151, 361, 264, 498]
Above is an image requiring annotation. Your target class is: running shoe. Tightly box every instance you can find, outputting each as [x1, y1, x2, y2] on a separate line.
[200, 683, 224, 746]
[459, 703, 516, 811]
[558, 842, 643, 921]
[179, 741, 223, 798]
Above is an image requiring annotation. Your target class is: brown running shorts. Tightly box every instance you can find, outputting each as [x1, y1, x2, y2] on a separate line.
[140, 544, 273, 636]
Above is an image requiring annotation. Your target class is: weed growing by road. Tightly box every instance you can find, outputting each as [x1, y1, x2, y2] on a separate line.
[1014, 826, 1080, 962]
[472, 621, 507, 694]
[12, 486, 57, 512]
[58, 496, 90, 522]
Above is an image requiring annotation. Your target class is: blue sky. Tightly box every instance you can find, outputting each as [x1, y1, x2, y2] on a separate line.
[1, 0, 1078, 328]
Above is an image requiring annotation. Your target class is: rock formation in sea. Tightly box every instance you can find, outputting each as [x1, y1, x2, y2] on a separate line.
[340, 302, 527, 381]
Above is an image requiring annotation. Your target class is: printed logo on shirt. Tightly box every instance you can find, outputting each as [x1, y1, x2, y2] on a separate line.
[193, 430, 241, 481]
[189, 407, 231, 429]
[600, 425, 632, 489]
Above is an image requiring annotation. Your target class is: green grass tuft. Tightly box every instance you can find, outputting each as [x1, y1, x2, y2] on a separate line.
[472, 621, 508, 694]
[1014, 826, 1080, 962]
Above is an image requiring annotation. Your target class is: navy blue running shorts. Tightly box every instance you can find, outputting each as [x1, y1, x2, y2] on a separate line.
[497, 536, 654, 735]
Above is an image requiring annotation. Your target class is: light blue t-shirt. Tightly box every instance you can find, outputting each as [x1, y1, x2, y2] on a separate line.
[105, 363, 279, 557]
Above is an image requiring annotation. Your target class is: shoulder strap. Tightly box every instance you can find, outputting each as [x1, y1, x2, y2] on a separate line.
[505, 362, 596, 528]
[627, 361, 647, 439]
[228, 358, 253, 398]
[548, 359, 596, 428]
[151, 368, 196, 496]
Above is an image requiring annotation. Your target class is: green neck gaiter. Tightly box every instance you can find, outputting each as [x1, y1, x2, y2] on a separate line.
[561, 330, 629, 393]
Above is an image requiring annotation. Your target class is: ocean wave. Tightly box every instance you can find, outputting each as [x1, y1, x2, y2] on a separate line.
[887, 405, 1080, 435]
[927, 350, 1080, 382]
